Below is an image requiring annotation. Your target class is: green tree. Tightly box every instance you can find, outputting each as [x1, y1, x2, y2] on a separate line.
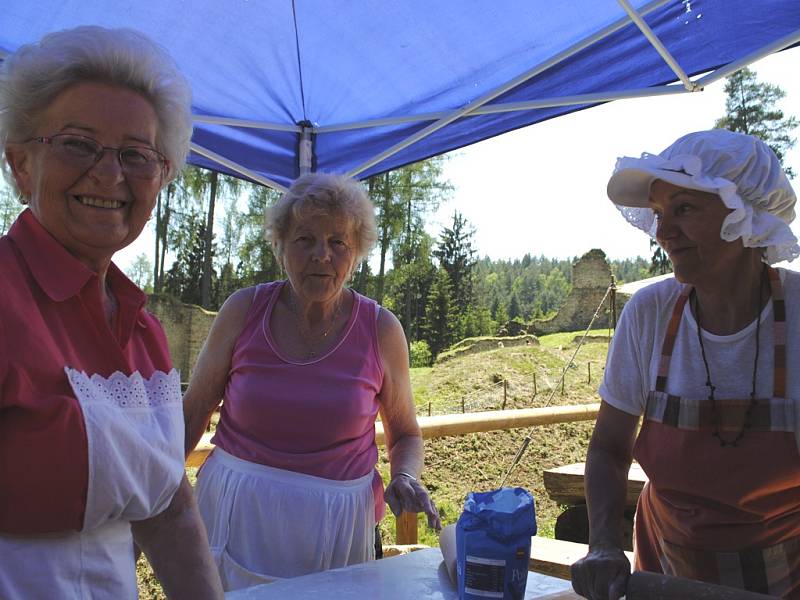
[127, 253, 154, 293]
[649, 239, 672, 276]
[163, 208, 209, 305]
[0, 182, 22, 234]
[368, 157, 452, 304]
[236, 184, 282, 289]
[422, 268, 458, 357]
[385, 222, 436, 342]
[180, 167, 242, 308]
[536, 267, 570, 316]
[715, 67, 797, 177]
[434, 211, 477, 313]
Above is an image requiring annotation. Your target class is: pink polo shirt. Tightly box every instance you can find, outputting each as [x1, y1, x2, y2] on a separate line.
[0, 209, 173, 534]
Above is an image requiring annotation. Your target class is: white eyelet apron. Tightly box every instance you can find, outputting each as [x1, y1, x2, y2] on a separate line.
[197, 448, 375, 592]
[0, 368, 185, 600]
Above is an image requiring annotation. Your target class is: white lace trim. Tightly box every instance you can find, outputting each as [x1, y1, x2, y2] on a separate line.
[64, 368, 181, 409]
[614, 152, 800, 265]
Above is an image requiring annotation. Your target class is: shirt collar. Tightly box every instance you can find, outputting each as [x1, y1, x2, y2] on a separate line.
[8, 209, 147, 314]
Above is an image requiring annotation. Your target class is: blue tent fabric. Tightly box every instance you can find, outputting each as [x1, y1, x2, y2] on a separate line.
[2, 1, 800, 190]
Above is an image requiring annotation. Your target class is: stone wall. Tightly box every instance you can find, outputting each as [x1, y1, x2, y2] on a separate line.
[147, 295, 217, 382]
[531, 249, 627, 335]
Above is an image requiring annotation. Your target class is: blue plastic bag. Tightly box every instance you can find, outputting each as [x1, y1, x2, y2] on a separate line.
[456, 487, 537, 600]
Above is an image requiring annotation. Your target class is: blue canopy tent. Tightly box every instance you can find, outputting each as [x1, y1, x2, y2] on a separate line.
[2, 1, 800, 191]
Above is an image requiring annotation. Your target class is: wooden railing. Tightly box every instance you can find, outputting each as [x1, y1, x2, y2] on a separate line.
[186, 403, 601, 543]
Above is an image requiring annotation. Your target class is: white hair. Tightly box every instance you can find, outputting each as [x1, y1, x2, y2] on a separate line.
[265, 173, 378, 268]
[0, 25, 192, 187]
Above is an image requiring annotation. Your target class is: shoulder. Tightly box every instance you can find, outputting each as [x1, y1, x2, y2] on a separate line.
[622, 276, 683, 318]
[216, 286, 257, 327]
[777, 267, 800, 290]
[376, 305, 404, 340]
[375, 306, 409, 363]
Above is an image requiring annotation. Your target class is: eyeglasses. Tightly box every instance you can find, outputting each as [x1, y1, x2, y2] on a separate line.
[26, 133, 169, 179]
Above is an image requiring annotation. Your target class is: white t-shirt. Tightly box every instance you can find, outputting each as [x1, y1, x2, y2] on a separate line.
[600, 268, 800, 417]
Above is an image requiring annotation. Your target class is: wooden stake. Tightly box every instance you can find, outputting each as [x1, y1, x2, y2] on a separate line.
[588, 362, 592, 384]
[502, 380, 508, 409]
[427, 401, 432, 416]
[396, 511, 418, 545]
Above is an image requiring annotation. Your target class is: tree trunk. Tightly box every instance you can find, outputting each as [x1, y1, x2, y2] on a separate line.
[157, 183, 174, 292]
[373, 176, 390, 305]
[201, 172, 218, 308]
[153, 191, 161, 292]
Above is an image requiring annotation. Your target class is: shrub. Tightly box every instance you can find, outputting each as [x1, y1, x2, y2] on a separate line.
[410, 340, 433, 367]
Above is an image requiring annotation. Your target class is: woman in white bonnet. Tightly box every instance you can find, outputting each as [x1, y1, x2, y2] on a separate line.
[571, 129, 800, 600]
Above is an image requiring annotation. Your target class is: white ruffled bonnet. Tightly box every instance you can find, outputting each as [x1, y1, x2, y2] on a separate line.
[607, 129, 799, 265]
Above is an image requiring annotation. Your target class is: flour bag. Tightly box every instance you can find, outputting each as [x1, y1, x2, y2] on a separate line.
[455, 487, 537, 600]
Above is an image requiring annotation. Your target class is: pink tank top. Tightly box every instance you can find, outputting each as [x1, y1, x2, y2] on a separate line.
[212, 281, 386, 519]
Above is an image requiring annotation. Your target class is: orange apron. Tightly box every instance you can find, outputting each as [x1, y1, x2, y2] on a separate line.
[633, 267, 800, 598]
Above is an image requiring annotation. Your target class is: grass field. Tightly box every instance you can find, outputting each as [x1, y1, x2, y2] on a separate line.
[137, 329, 610, 597]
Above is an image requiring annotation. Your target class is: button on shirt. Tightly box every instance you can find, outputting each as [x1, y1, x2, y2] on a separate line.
[0, 209, 173, 533]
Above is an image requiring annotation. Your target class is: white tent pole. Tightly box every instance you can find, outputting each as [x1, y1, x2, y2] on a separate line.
[694, 29, 800, 87]
[617, 0, 697, 91]
[192, 115, 302, 132]
[344, 0, 671, 178]
[319, 84, 695, 133]
[190, 142, 288, 191]
[298, 122, 314, 175]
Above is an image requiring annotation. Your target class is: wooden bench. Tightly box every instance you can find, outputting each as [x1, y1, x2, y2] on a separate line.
[543, 462, 647, 507]
[529, 536, 633, 580]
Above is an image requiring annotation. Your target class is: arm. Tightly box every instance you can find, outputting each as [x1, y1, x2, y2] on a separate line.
[183, 287, 254, 455]
[376, 308, 441, 530]
[132, 476, 224, 599]
[571, 401, 639, 600]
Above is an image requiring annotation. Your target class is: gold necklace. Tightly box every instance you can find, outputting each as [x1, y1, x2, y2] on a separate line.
[288, 291, 344, 359]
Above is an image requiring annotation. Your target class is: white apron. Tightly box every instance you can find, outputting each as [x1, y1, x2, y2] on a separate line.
[197, 448, 376, 592]
[0, 368, 185, 600]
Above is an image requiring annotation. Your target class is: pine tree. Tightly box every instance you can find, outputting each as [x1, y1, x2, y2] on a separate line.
[422, 268, 458, 357]
[434, 211, 477, 313]
[715, 67, 797, 177]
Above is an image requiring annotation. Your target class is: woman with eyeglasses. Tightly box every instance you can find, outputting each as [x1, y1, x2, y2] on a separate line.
[571, 130, 800, 600]
[0, 26, 222, 598]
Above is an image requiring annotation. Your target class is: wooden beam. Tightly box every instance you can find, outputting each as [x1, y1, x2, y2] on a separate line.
[187, 404, 601, 467]
[387, 403, 601, 444]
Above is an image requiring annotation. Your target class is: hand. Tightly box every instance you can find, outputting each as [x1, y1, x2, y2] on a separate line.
[570, 541, 630, 600]
[384, 473, 442, 531]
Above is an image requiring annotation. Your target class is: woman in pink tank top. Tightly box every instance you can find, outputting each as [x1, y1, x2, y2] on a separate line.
[184, 173, 440, 589]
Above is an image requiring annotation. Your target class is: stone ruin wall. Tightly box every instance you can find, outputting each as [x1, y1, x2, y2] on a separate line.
[147, 295, 217, 383]
[531, 249, 628, 336]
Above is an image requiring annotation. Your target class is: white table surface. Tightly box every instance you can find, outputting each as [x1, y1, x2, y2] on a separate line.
[226, 548, 574, 599]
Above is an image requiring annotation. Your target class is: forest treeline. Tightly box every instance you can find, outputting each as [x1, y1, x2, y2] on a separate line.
[119, 156, 650, 363]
